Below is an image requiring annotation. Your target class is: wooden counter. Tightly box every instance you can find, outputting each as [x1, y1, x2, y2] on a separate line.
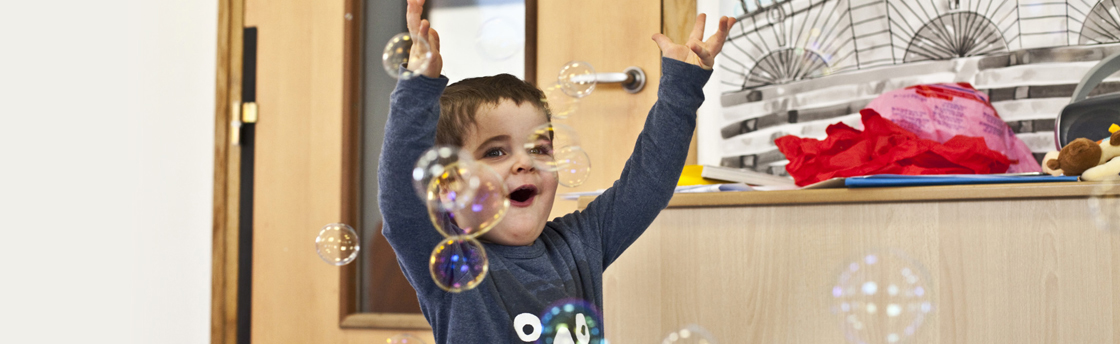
[587, 182, 1120, 344]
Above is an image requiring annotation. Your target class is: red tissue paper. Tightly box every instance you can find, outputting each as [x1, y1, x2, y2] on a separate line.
[775, 109, 1011, 186]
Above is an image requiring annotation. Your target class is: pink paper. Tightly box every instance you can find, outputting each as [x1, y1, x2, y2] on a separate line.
[865, 83, 1042, 173]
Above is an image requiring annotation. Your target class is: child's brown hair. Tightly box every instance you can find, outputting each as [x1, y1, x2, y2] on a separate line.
[437, 74, 551, 146]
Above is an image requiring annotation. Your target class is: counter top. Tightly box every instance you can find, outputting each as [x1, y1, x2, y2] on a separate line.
[578, 182, 1120, 209]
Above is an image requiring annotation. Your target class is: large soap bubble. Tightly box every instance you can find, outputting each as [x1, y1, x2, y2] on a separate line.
[476, 17, 523, 61]
[427, 163, 510, 238]
[429, 236, 489, 292]
[382, 32, 432, 80]
[314, 223, 360, 266]
[413, 146, 478, 211]
[830, 250, 933, 344]
[558, 61, 596, 98]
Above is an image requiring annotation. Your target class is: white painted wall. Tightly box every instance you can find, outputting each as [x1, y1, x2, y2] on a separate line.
[0, 1, 215, 343]
[697, 0, 738, 166]
[430, 1, 526, 84]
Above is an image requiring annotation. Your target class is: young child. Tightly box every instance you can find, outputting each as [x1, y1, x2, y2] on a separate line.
[379, 0, 734, 342]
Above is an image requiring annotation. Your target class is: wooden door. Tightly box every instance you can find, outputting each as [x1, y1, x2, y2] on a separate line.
[540, 0, 697, 218]
[236, 0, 693, 342]
[240, 0, 427, 342]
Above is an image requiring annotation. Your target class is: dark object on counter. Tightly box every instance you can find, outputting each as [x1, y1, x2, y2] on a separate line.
[1056, 51, 1120, 149]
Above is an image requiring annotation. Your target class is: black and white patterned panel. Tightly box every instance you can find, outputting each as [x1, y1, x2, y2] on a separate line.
[716, 0, 1120, 175]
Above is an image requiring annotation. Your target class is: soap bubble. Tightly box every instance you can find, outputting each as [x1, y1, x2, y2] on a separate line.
[830, 250, 933, 344]
[538, 298, 605, 344]
[553, 146, 592, 187]
[315, 223, 360, 266]
[429, 236, 488, 292]
[662, 324, 718, 344]
[525, 123, 591, 187]
[558, 61, 596, 98]
[413, 146, 478, 211]
[382, 32, 432, 80]
[476, 17, 523, 61]
[525, 123, 581, 171]
[427, 163, 510, 238]
[543, 84, 580, 120]
[386, 333, 427, 344]
[1088, 182, 1120, 233]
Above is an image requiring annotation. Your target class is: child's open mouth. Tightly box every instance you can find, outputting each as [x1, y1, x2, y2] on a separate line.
[508, 185, 538, 207]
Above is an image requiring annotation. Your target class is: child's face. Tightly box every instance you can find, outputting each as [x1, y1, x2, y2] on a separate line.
[461, 100, 558, 246]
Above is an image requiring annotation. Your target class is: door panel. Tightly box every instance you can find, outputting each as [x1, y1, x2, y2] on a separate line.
[244, 0, 431, 342]
[538, 0, 666, 219]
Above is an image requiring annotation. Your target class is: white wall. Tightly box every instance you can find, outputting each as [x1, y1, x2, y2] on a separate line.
[430, 1, 526, 83]
[0, 1, 215, 343]
[696, 0, 736, 166]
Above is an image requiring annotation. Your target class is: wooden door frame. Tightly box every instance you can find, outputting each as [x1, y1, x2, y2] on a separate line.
[211, 0, 244, 342]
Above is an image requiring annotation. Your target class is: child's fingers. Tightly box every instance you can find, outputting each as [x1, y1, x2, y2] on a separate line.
[429, 27, 441, 52]
[419, 19, 430, 41]
[406, 0, 424, 34]
[689, 41, 712, 66]
[651, 33, 675, 51]
[705, 17, 734, 56]
[689, 13, 706, 42]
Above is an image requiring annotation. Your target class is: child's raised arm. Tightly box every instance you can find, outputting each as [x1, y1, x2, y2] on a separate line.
[557, 14, 735, 268]
[377, 0, 449, 301]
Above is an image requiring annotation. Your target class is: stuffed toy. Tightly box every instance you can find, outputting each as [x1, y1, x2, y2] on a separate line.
[1045, 128, 1120, 181]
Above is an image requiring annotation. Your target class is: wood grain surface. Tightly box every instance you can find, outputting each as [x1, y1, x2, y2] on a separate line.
[602, 188, 1120, 343]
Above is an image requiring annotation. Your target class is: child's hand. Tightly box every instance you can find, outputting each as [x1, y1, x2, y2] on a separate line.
[407, 0, 442, 78]
[651, 14, 735, 70]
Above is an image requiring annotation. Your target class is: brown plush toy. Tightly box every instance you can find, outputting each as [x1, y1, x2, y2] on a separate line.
[1046, 130, 1120, 181]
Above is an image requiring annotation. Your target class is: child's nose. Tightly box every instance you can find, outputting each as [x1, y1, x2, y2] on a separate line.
[511, 150, 536, 174]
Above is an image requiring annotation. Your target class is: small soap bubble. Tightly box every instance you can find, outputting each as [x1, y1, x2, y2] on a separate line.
[543, 84, 580, 120]
[525, 123, 591, 187]
[554, 146, 592, 187]
[538, 299, 605, 344]
[413, 146, 478, 211]
[382, 32, 432, 80]
[475, 17, 523, 61]
[429, 236, 488, 292]
[831, 250, 933, 344]
[386, 333, 427, 344]
[428, 163, 510, 238]
[1088, 182, 1120, 233]
[558, 61, 596, 98]
[525, 123, 581, 171]
[314, 223, 360, 266]
[662, 324, 718, 344]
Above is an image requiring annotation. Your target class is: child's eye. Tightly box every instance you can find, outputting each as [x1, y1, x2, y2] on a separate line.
[527, 144, 553, 156]
[482, 148, 506, 158]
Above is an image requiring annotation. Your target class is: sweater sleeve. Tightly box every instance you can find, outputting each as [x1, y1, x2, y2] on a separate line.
[378, 74, 451, 301]
[553, 57, 712, 268]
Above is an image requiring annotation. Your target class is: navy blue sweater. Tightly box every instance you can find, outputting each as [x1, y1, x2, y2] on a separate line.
[378, 58, 712, 343]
